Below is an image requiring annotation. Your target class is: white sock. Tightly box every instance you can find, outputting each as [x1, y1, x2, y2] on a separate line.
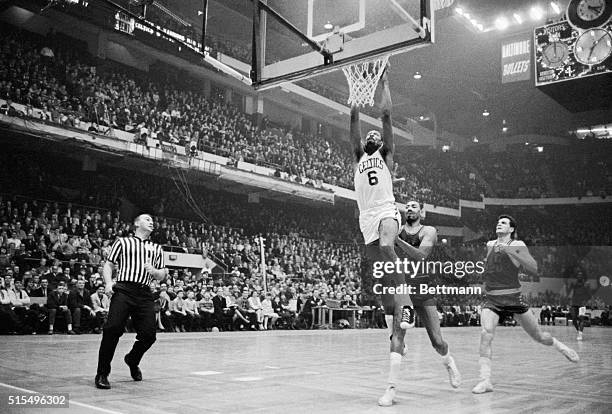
[478, 356, 491, 381]
[552, 338, 564, 350]
[388, 352, 402, 387]
[441, 350, 452, 365]
[385, 315, 394, 339]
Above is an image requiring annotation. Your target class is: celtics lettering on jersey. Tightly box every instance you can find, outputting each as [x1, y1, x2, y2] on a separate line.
[354, 150, 395, 212]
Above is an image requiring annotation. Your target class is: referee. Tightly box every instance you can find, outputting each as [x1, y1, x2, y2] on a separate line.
[95, 214, 167, 389]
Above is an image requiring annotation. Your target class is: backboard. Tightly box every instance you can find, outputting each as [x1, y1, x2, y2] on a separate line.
[250, 0, 437, 90]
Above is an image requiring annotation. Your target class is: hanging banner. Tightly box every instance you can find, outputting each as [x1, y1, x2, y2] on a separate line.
[501, 34, 531, 83]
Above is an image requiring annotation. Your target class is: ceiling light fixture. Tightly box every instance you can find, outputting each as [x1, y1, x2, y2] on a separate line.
[502, 127, 508, 132]
[530, 6, 544, 20]
[495, 17, 509, 30]
[324, 21, 333, 30]
[513, 13, 523, 24]
[413, 71, 422, 79]
[482, 109, 490, 117]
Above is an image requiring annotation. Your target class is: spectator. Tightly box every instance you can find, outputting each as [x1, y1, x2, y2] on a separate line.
[234, 289, 256, 330]
[261, 292, 278, 330]
[0, 284, 20, 333]
[183, 290, 200, 331]
[31, 278, 50, 297]
[247, 290, 264, 330]
[67, 279, 95, 334]
[169, 289, 187, 332]
[90, 285, 110, 334]
[47, 283, 75, 335]
[213, 286, 232, 331]
[197, 291, 215, 331]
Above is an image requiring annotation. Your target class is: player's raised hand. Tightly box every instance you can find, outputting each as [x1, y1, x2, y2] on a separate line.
[379, 63, 392, 112]
[380, 61, 390, 84]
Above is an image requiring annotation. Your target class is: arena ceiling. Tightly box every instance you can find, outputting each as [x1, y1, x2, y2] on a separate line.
[12, 0, 612, 142]
[200, 0, 612, 142]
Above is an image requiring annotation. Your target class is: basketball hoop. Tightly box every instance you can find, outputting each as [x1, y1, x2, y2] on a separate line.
[342, 55, 390, 107]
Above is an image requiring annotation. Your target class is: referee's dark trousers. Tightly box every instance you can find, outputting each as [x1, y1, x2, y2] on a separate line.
[97, 282, 156, 376]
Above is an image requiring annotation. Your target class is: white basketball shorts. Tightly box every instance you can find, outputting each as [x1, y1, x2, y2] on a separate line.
[359, 204, 402, 245]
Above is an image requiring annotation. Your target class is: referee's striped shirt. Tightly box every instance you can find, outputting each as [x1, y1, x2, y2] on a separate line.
[108, 236, 165, 286]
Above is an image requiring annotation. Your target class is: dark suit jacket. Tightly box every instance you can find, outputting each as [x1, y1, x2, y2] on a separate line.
[31, 287, 50, 298]
[47, 273, 69, 290]
[47, 291, 69, 309]
[68, 289, 92, 310]
[213, 295, 227, 315]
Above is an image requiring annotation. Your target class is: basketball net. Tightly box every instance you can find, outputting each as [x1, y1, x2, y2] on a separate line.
[342, 55, 390, 107]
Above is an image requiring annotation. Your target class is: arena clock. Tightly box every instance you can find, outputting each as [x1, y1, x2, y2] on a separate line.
[567, 0, 612, 30]
[542, 41, 570, 67]
[574, 28, 612, 65]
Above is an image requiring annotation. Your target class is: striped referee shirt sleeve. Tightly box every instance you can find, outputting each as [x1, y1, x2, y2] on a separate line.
[108, 239, 123, 264]
[155, 244, 165, 269]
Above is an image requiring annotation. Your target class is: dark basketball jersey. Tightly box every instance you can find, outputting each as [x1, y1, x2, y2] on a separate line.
[399, 227, 422, 247]
[397, 226, 436, 306]
[571, 283, 591, 306]
[484, 243, 521, 291]
[398, 226, 426, 277]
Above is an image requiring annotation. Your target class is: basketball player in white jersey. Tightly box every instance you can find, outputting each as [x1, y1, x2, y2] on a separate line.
[351, 65, 414, 406]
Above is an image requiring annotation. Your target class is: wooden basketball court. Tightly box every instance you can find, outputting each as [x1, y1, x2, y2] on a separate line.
[1, 326, 610, 413]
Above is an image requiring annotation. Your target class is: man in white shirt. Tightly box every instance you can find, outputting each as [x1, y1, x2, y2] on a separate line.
[9, 280, 39, 334]
[91, 285, 110, 334]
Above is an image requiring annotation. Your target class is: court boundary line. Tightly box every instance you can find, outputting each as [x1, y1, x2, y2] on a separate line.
[0, 381, 125, 414]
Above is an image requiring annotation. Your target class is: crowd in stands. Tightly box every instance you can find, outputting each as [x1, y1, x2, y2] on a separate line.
[2, 21, 612, 335]
[2, 25, 611, 209]
[1, 145, 611, 334]
[469, 145, 612, 199]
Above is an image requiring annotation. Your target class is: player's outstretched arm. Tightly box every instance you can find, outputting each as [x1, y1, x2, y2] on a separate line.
[379, 66, 394, 163]
[351, 105, 364, 162]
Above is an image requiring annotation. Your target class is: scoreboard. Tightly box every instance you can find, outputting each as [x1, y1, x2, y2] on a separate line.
[534, 19, 612, 86]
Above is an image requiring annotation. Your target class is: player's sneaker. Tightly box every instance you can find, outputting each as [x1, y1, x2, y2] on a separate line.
[399, 306, 415, 329]
[378, 386, 396, 407]
[577, 332, 583, 341]
[471, 379, 493, 394]
[444, 355, 461, 388]
[557, 342, 580, 362]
